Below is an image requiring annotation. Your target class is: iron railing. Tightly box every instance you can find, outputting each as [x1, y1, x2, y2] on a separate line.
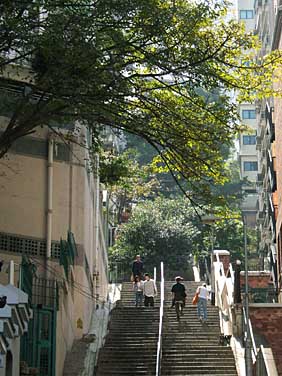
[241, 286, 278, 303]
[156, 262, 164, 376]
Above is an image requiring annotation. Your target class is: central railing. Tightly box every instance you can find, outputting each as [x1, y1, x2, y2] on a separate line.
[156, 262, 164, 376]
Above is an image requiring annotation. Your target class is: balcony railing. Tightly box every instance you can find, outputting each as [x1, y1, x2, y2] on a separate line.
[20, 257, 59, 309]
[242, 286, 278, 303]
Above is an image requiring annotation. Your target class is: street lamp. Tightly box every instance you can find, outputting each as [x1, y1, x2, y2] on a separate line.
[201, 215, 222, 306]
[243, 215, 253, 376]
[234, 259, 242, 304]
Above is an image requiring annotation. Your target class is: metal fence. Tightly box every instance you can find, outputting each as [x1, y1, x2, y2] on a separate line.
[156, 262, 164, 376]
[242, 286, 278, 304]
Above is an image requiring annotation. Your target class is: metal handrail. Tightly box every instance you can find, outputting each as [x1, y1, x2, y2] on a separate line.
[156, 262, 164, 376]
[243, 306, 257, 362]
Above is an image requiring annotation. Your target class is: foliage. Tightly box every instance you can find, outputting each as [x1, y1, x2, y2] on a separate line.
[209, 219, 257, 265]
[0, 0, 281, 204]
[110, 197, 200, 279]
[110, 196, 256, 279]
[211, 158, 247, 209]
[97, 148, 160, 223]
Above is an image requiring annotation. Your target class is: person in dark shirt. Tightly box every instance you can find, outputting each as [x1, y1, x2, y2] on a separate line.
[132, 255, 144, 279]
[171, 276, 186, 319]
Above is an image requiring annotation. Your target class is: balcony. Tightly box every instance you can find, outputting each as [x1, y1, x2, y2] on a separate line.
[247, 287, 277, 303]
[265, 102, 275, 142]
[254, 0, 263, 7]
[256, 211, 265, 224]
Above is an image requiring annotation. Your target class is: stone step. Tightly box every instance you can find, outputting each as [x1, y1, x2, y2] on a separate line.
[163, 348, 234, 353]
[96, 281, 237, 376]
[162, 354, 235, 359]
[99, 354, 156, 359]
[96, 371, 154, 376]
[161, 373, 237, 376]
[104, 340, 157, 345]
[162, 363, 236, 375]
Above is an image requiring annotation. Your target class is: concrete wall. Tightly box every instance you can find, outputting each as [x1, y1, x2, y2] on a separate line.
[250, 305, 282, 375]
[240, 272, 271, 288]
[0, 130, 109, 376]
[0, 152, 47, 238]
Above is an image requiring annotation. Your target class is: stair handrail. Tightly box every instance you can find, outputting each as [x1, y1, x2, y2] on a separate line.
[156, 261, 164, 376]
[243, 306, 257, 360]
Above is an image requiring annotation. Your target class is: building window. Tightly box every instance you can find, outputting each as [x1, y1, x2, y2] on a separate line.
[242, 109, 256, 119]
[244, 161, 258, 171]
[243, 135, 256, 145]
[240, 10, 254, 19]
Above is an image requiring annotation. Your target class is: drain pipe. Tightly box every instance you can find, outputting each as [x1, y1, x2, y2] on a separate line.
[9, 260, 15, 285]
[93, 154, 100, 307]
[46, 138, 54, 277]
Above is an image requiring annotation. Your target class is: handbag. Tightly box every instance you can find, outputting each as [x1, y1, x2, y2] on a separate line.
[130, 273, 134, 282]
[192, 292, 199, 305]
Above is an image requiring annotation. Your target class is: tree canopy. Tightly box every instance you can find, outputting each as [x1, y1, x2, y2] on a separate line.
[110, 197, 200, 280]
[109, 196, 257, 280]
[0, 0, 281, 203]
[97, 148, 160, 224]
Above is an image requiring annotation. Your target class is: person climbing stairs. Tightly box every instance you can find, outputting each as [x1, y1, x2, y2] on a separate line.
[161, 281, 238, 375]
[95, 280, 238, 376]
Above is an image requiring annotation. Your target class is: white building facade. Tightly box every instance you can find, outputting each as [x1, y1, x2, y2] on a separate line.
[237, 0, 259, 227]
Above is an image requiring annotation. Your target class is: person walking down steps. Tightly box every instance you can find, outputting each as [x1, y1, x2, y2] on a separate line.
[133, 275, 143, 307]
[132, 254, 144, 280]
[196, 283, 210, 323]
[143, 273, 157, 307]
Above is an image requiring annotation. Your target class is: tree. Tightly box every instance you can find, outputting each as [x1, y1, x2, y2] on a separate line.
[207, 219, 257, 265]
[97, 148, 160, 224]
[109, 195, 258, 280]
[110, 197, 202, 280]
[0, 0, 281, 204]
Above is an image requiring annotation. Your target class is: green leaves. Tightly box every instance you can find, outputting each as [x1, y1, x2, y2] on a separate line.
[110, 196, 255, 278]
[110, 197, 200, 279]
[1, 0, 281, 203]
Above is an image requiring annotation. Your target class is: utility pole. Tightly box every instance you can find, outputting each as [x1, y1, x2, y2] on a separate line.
[201, 215, 219, 305]
[243, 215, 253, 375]
[210, 225, 215, 305]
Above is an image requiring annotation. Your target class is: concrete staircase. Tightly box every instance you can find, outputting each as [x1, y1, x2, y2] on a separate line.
[161, 281, 237, 375]
[95, 282, 159, 375]
[95, 280, 238, 376]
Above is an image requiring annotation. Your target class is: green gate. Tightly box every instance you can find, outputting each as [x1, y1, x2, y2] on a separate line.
[21, 307, 57, 376]
[20, 258, 58, 376]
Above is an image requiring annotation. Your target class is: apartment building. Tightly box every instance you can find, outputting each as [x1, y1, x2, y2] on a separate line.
[272, 0, 282, 299]
[255, 0, 277, 280]
[237, 0, 259, 227]
[0, 74, 110, 374]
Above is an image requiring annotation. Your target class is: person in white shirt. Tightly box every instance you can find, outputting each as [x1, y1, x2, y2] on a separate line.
[196, 283, 209, 322]
[143, 273, 157, 307]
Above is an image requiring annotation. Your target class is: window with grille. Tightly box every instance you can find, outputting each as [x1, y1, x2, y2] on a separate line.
[243, 135, 256, 145]
[240, 10, 254, 19]
[0, 232, 60, 259]
[242, 109, 256, 119]
[244, 161, 258, 171]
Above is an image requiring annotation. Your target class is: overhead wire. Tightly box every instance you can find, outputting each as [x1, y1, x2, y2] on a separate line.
[26, 255, 104, 303]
